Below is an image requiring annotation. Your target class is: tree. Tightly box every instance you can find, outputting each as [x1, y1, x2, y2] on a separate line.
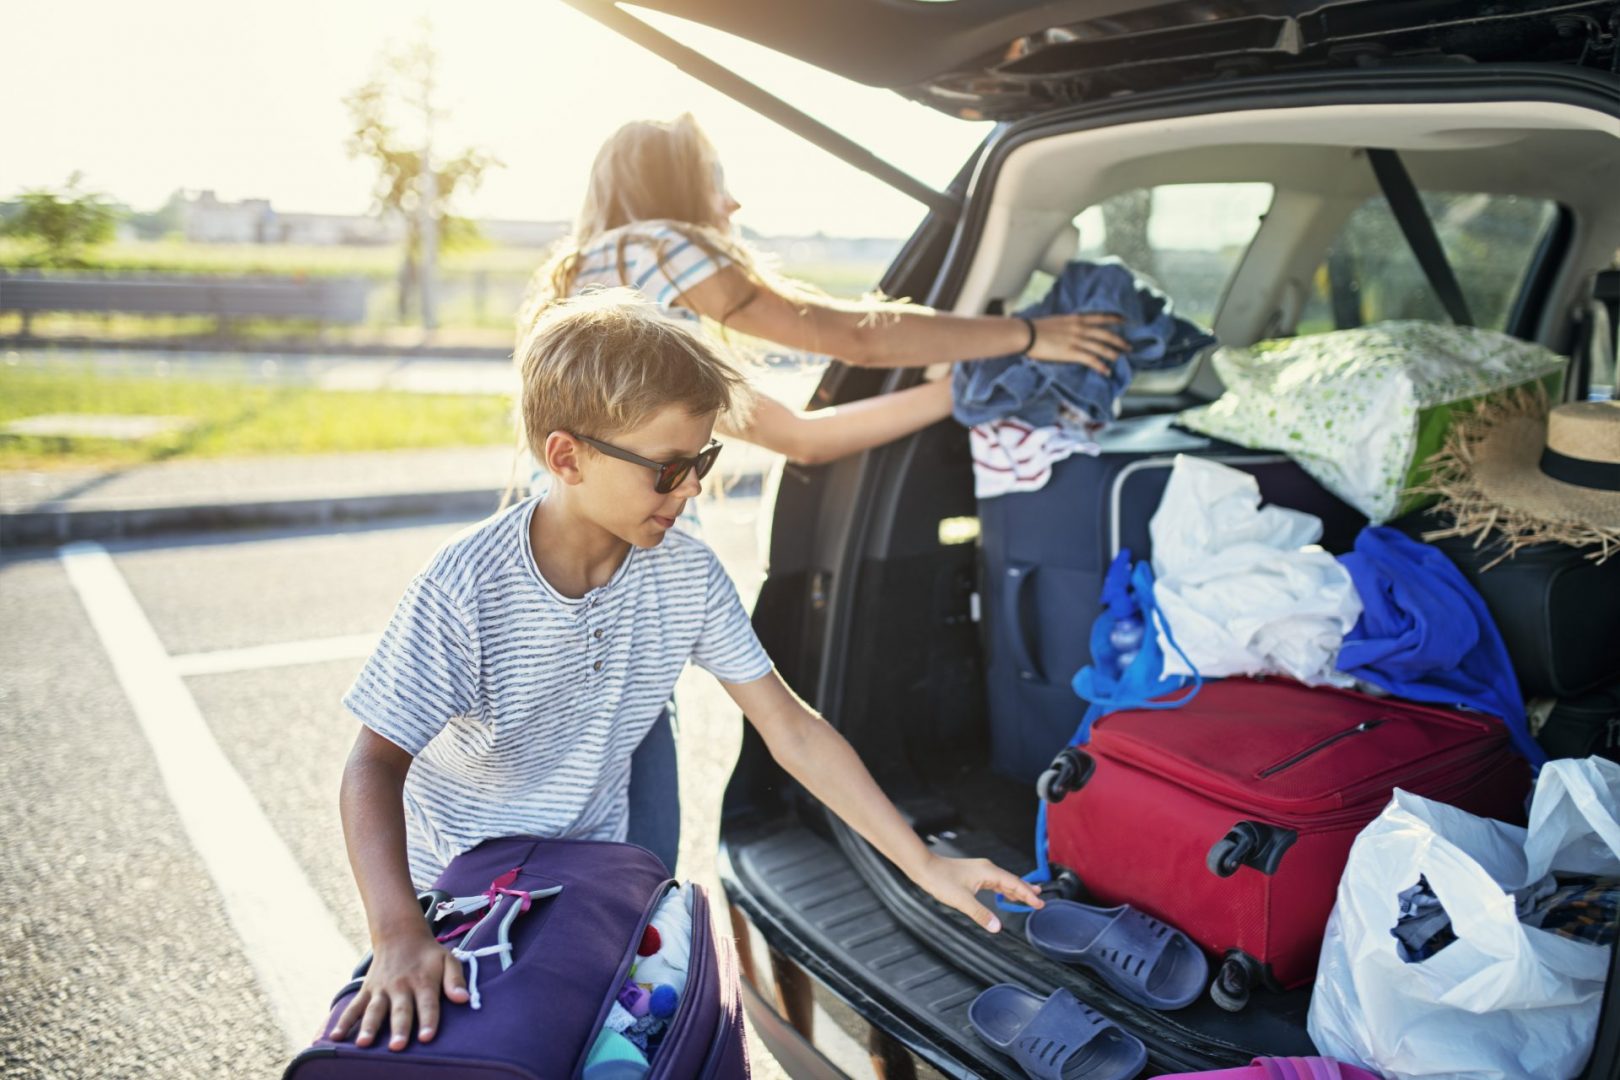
[344, 29, 499, 326]
[1100, 189, 1158, 282]
[2, 173, 120, 268]
[127, 189, 188, 241]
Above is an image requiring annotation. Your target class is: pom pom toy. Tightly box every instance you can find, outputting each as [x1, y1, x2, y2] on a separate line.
[649, 985, 679, 1019]
[632, 888, 692, 997]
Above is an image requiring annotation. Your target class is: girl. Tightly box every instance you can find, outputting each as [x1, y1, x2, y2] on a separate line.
[524, 113, 1127, 872]
[526, 113, 1126, 465]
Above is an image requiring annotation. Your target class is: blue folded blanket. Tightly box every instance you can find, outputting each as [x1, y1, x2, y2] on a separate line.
[952, 258, 1216, 428]
[1337, 526, 1546, 767]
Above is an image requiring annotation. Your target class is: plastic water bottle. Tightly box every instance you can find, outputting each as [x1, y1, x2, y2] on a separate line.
[1108, 614, 1144, 676]
[1108, 614, 1144, 654]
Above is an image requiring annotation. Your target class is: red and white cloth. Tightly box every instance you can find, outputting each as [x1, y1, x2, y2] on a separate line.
[969, 417, 1102, 498]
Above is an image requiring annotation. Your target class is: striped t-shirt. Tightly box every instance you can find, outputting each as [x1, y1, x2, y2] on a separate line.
[570, 221, 729, 321]
[343, 497, 773, 887]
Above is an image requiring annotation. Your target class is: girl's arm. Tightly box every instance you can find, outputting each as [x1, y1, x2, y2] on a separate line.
[719, 377, 953, 466]
[678, 265, 1128, 372]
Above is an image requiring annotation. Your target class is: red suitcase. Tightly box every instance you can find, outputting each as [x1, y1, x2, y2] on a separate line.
[1041, 678, 1531, 1008]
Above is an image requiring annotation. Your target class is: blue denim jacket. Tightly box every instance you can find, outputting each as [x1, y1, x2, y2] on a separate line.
[952, 258, 1217, 428]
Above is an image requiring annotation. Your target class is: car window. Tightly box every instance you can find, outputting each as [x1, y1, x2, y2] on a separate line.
[1297, 193, 1560, 334]
[1012, 183, 1273, 395]
[1075, 184, 1274, 328]
[1017, 185, 1276, 319]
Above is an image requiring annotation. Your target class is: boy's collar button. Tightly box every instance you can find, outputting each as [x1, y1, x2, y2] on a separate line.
[593, 629, 604, 639]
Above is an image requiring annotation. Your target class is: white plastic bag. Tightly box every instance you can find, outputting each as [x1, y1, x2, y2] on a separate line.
[1149, 455, 1362, 685]
[1308, 758, 1620, 1080]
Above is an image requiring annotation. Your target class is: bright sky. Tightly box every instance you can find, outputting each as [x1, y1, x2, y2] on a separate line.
[3, 1, 992, 238]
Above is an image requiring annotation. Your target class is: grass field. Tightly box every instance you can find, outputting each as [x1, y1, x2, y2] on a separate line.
[0, 365, 513, 470]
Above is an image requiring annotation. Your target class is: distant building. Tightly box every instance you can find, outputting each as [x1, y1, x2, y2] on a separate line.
[169, 191, 894, 258]
[180, 190, 275, 244]
[178, 191, 405, 245]
[272, 211, 403, 246]
[478, 219, 571, 249]
[174, 191, 572, 248]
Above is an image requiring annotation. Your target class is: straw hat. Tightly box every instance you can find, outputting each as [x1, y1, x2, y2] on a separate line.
[1413, 387, 1620, 566]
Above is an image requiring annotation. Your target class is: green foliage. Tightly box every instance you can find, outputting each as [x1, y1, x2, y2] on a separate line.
[1, 174, 121, 268]
[344, 31, 500, 259]
[126, 190, 188, 241]
[0, 365, 513, 468]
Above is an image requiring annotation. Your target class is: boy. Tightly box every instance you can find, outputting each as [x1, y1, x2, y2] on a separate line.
[330, 290, 1042, 1052]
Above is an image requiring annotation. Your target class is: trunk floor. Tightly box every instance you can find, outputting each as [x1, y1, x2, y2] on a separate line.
[729, 815, 1318, 1078]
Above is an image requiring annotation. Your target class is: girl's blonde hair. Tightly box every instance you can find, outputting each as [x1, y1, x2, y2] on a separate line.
[524, 114, 766, 328]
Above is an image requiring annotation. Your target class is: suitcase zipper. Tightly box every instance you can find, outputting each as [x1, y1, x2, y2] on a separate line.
[1256, 719, 1386, 778]
[573, 879, 678, 1080]
[649, 885, 713, 1078]
[1097, 684, 1515, 824]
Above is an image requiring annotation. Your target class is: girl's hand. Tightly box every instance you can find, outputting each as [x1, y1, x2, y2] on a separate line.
[1027, 313, 1131, 373]
[328, 928, 470, 1051]
[913, 853, 1045, 933]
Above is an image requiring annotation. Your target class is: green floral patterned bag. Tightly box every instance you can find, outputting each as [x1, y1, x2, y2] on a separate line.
[1179, 322, 1567, 523]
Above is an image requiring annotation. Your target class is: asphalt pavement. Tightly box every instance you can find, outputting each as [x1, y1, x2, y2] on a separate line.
[0, 491, 790, 1079]
[1, 345, 813, 1077]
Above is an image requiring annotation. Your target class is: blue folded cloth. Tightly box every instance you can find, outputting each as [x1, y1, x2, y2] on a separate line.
[951, 258, 1217, 429]
[1336, 526, 1546, 767]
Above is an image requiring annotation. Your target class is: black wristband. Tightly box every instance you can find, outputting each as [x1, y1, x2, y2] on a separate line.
[1019, 316, 1038, 355]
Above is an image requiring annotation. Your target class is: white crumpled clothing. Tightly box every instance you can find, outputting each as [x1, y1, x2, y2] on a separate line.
[1149, 455, 1362, 685]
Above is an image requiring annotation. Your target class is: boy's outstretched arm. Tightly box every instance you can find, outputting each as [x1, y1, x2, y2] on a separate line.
[721, 670, 1044, 931]
[332, 726, 469, 1050]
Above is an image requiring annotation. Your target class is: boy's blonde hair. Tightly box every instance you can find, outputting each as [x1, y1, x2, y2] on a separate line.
[516, 288, 747, 456]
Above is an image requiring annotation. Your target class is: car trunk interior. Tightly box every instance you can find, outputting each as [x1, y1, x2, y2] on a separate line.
[724, 93, 1620, 1073]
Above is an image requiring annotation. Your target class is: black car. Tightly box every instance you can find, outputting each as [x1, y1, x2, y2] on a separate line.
[573, 2, 1620, 1076]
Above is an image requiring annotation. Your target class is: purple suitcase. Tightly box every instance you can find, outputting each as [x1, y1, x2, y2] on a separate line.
[285, 837, 749, 1079]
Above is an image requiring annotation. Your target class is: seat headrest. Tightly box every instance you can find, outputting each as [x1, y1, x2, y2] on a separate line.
[1039, 222, 1080, 278]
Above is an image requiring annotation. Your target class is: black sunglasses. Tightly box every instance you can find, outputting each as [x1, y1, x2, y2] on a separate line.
[571, 432, 723, 494]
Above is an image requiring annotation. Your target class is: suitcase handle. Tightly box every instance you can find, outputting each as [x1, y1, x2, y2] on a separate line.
[1002, 563, 1043, 682]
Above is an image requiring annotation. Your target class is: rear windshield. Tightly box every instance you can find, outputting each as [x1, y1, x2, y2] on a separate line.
[1298, 193, 1560, 334]
[1018, 182, 1275, 327]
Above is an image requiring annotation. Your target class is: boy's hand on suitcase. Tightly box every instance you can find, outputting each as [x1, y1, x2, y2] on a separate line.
[915, 853, 1044, 933]
[330, 929, 470, 1051]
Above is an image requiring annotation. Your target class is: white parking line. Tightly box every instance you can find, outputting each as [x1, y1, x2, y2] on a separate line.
[171, 633, 378, 677]
[60, 542, 355, 1053]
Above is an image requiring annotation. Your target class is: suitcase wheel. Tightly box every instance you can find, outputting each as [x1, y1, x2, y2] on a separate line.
[1210, 952, 1261, 1013]
[1206, 821, 1297, 878]
[1037, 868, 1086, 903]
[1037, 748, 1095, 804]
